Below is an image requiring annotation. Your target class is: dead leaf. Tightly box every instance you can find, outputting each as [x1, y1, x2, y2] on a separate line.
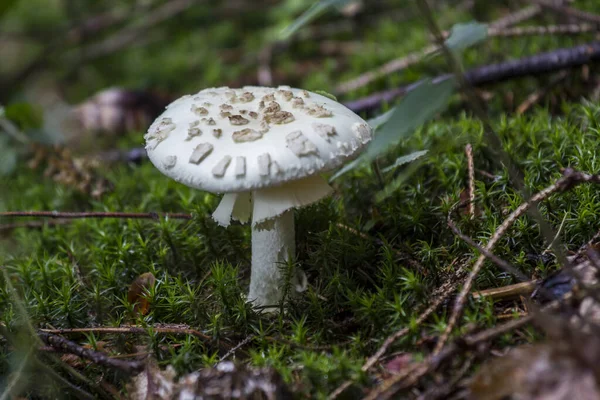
[127, 272, 156, 316]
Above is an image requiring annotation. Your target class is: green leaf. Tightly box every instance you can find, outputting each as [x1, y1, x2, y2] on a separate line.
[367, 108, 394, 131]
[280, 0, 353, 40]
[445, 21, 488, 52]
[381, 150, 429, 173]
[330, 77, 456, 181]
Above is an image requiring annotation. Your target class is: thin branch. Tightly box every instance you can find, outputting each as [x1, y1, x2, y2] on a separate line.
[343, 41, 600, 113]
[532, 0, 600, 25]
[335, 4, 544, 94]
[465, 144, 475, 219]
[447, 204, 530, 283]
[516, 70, 569, 114]
[39, 332, 145, 375]
[0, 211, 193, 220]
[435, 168, 600, 354]
[328, 258, 469, 399]
[40, 325, 214, 342]
[471, 281, 539, 300]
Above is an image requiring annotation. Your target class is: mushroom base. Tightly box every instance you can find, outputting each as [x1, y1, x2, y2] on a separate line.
[248, 209, 296, 311]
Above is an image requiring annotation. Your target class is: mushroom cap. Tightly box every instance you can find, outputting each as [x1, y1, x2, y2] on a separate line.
[144, 86, 372, 193]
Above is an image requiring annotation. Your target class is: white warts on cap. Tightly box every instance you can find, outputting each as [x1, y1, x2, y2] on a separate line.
[291, 97, 304, 108]
[232, 128, 263, 143]
[220, 104, 233, 111]
[212, 156, 232, 177]
[229, 115, 250, 125]
[312, 123, 336, 142]
[272, 161, 282, 175]
[258, 153, 271, 176]
[202, 117, 216, 125]
[189, 143, 213, 164]
[277, 90, 293, 101]
[220, 111, 232, 118]
[185, 121, 202, 140]
[191, 105, 209, 116]
[186, 127, 202, 141]
[352, 122, 372, 143]
[213, 129, 222, 138]
[235, 156, 246, 177]
[305, 105, 333, 118]
[238, 92, 255, 103]
[265, 111, 294, 125]
[286, 131, 318, 157]
[262, 101, 280, 114]
[145, 117, 176, 149]
[163, 155, 177, 169]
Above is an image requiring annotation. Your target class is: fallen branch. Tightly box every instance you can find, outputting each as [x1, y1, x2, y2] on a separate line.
[40, 325, 213, 342]
[335, 4, 545, 94]
[344, 41, 600, 112]
[39, 332, 145, 375]
[0, 211, 193, 220]
[533, 0, 600, 25]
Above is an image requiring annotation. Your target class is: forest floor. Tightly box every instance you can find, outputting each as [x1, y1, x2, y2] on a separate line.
[3, 1, 600, 399]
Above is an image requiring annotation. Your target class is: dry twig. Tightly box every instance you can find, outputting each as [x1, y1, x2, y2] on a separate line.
[328, 259, 469, 399]
[465, 144, 475, 219]
[435, 169, 600, 354]
[0, 211, 193, 220]
[344, 41, 600, 112]
[39, 332, 145, 375]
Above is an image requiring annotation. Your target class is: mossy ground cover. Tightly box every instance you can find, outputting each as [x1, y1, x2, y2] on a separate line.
[2, 0, 600, 398]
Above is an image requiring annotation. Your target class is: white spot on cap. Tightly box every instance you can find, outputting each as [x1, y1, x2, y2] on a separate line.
[232, 128, 263, 143]
[272, 161, 282, 175]
[235, 156, 246, 177]
[262, 93, 275, 102]
[301, 90, 310, 98]
[163, 155, 177, 169]
[277, 90, 293, 101]
[185, 127, 202, 141]
[313, 123, 336, 142]
[212, 156, 232, 177]
[213, 129, 222, 138]
[306, 105, 332, 118]
[202, 102, 212, 107]
[352, 122, 372, 143]
[202, 117, 216, 125]
[220, 111, 232, 118]
[286, 131, 318, 157]
[191, 105, 208, 116]
[189, 143, 213, 164]
[238, 92, 255, 103]
[220, 104, 233, 111]
[291, 97, 305, 108]
[265, 110, 294, 124]
[258, 153, 271, 176]
[249, 111, 258, 119]
[229, 115, 250, 126]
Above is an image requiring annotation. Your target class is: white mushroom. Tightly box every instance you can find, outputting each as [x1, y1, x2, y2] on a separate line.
[144, 86, 372, 312]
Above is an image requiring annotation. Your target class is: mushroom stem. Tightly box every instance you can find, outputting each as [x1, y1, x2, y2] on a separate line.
[248, 209, 295, 311]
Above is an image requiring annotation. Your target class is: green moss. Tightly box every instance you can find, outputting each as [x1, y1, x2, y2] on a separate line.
[2, 102, 600, 396]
